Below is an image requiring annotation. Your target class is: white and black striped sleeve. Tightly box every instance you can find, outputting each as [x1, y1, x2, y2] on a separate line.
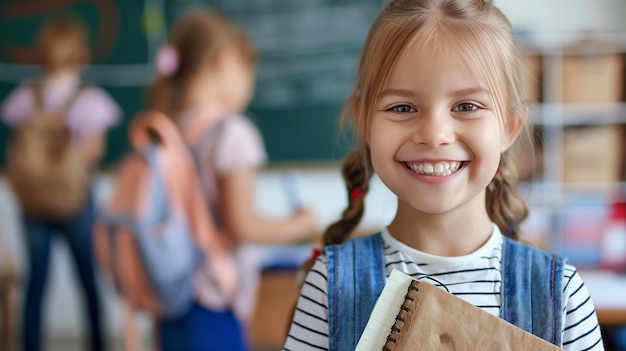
[283, 255, 330, 351]
[561, 264, 604, 351]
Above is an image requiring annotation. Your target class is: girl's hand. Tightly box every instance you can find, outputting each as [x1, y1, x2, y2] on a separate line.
[219, 168, 319, 244]
[292, 207, 319, 241]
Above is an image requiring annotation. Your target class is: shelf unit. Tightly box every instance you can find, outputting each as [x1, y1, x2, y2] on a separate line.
[518, 35, 626, 267]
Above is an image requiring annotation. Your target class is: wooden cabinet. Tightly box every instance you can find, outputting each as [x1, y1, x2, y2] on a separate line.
[518, 36, 626, 269]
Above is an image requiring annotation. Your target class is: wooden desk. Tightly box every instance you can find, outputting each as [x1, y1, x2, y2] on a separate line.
[579, 270, 626, 326]
[596, 309, 626, 326]
[249, 269, 300, 349]
[248, 231, 377, 349]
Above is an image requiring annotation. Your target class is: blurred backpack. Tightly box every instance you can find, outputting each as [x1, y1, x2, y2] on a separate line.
[5, 83, 90, 219]
[93, 110, 237, 318]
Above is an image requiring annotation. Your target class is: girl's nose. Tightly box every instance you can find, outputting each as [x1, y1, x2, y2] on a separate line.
[411, 110, 455, 148]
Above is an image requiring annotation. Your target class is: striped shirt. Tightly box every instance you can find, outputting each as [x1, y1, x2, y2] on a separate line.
[284, 225, 604, 351]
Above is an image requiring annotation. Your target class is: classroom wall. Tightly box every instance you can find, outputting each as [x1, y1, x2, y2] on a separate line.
[1, 0, 625, 343]
[494, 0, 626, 45]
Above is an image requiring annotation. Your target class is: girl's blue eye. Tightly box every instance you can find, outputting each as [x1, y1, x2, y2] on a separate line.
[453, 103, 479, 112]
[390, 105, 415, 113]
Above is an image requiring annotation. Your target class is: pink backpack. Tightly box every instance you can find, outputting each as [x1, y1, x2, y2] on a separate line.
[93, 109, 237, 317]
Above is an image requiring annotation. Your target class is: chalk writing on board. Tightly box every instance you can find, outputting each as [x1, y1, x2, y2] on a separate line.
[172, 0, 381, 108]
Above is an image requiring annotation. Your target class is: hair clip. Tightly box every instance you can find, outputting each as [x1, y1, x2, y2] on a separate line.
[155, 45, 180, 78]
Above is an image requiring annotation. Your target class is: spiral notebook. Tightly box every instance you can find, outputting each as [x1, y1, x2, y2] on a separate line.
[356, 269, 561, 351]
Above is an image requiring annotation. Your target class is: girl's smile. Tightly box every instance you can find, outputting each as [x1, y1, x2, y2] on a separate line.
[403, 160, 465, 176]
[402, 159, 468, 184]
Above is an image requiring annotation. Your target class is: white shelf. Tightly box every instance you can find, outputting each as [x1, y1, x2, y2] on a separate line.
[521, 182, 626, 206]
[531, 103, 626, 126]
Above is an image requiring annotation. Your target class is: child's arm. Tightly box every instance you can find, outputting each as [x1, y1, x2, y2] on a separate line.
[561, 267, 604, 350]
[81, 131, 106, 167]
[121, 301, 144, 351]
[218, 167, 317, 244]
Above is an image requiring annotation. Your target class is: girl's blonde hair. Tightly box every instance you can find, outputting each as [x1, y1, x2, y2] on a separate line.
[149, 9, 257, 115]
[326, 0, 531, 245]
[36, 15, 89, 70]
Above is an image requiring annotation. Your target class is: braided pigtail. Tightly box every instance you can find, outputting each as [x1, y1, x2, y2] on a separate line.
[486, 152, 529, 240]
[294, 149, 372, 290]
[290, 149, 373, 321]
[323, 149, 373, 246]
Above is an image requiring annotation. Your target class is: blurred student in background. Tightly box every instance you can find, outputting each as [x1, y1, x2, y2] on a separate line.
[0, 15, 120, 351]
[141, 8, 318, 351]
[0, 221, 19, 351]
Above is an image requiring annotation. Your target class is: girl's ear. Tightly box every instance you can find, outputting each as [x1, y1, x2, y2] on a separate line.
[501, 106, 527, 152]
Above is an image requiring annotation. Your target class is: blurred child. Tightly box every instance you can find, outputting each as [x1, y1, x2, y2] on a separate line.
[140, 8, 317, 351]
[284, 0, 604, 350]
[1, 15, 120, 351]
[0, 224, 19, 351]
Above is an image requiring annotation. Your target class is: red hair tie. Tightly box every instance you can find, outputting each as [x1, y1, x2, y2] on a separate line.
[310, 247, 322, 261]
[350, 186, 364, 200]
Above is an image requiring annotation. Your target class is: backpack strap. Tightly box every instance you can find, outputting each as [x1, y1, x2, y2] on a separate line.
[501, 237, 566, 346]
[188, 116, 230, 156]
[186, 117, 229, 227]
[29, 82, 87, 118]
[31, 82, 44, 112]
[326, 233, 386, 351]
[59, 84, 88, 114]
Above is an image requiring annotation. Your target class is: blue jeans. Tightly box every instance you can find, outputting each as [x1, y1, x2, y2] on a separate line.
[20, 197, 103, 351]
[158, 302, 248, 351]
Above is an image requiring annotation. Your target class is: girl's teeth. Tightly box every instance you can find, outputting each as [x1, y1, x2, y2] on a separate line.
[405, 161, 461, 176]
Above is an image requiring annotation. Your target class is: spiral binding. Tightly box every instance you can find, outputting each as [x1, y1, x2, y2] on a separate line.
[382, 280, 420, 351]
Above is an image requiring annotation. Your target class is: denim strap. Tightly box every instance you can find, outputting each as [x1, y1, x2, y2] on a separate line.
[327, 233, 386, 351]
[501, 237, 565, 346]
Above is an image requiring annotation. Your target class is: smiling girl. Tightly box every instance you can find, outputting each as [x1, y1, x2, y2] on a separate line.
[283, 0, 604, 350]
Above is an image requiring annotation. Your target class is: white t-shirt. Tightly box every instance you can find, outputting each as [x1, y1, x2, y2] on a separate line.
[284, 224, 604, 351]
[178, 108, 267, 322]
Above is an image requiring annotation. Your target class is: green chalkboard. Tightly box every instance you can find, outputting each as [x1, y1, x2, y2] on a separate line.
[0, 0, 381, 165]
